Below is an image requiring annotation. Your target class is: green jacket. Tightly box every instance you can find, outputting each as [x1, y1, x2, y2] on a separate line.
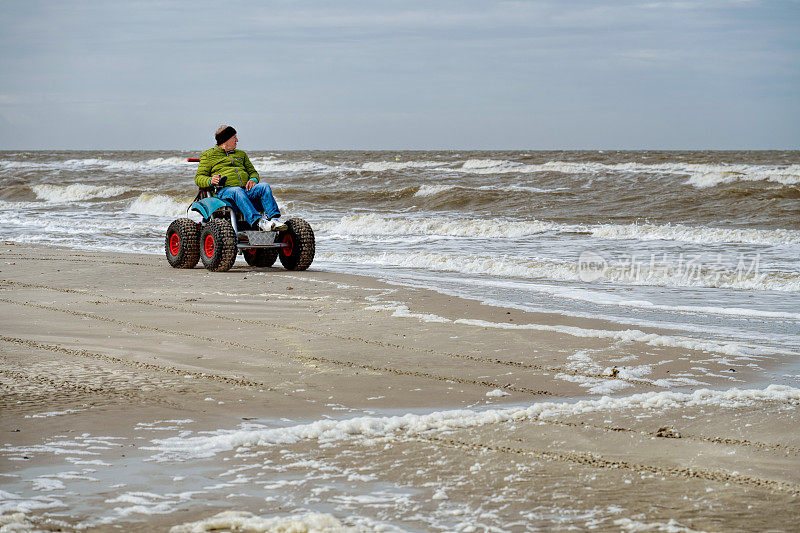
[195, 146, 260, 189]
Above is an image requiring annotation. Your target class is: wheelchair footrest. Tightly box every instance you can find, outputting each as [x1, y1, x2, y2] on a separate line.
[241, 231, 279, 246]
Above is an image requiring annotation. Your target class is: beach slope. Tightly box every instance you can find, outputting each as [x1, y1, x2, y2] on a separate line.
[1, 244, 798, 531]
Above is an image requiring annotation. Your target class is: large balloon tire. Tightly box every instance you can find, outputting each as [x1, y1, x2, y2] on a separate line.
[199, 219, 237, 272]
[243, 248, 278, 268]
[165, 218, 200, 269]
[278, 218, 315, 271]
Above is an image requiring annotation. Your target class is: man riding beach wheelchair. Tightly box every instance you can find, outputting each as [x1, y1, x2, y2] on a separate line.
[164, 125, 314, 272]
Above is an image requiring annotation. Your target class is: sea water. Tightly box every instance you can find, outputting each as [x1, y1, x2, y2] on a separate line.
[1, 150, 798, 357]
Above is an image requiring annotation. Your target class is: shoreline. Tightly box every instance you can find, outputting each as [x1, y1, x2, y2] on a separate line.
[1, 243, 799, 531]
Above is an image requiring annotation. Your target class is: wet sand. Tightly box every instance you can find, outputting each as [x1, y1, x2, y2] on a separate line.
[1, 244, 799, 531]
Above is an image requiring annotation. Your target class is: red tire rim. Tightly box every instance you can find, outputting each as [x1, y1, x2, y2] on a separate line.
[204, 234, 215, 258]
[169, 233, 180, 256]
[281, 233, 294, 256]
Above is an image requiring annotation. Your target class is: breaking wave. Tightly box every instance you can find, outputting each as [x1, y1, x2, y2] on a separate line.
[456, 159, 800, 188]
[588, 222, 800, 246]
[412, 183, 566, 197]
[1, 156, 194, 177]
[414, 184, 456, 197]
[7, 155, 798, 191]
[318, 214, 800, 246]
[362, 160, 443, 172]
[317, 214, 563, 238]
[32, 184, 129, 202]
[126, 193, 190, 217]
[250, 159, 331, 173]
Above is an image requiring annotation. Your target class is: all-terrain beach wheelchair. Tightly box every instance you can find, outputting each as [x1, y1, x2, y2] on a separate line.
[165, 158, 314, 272]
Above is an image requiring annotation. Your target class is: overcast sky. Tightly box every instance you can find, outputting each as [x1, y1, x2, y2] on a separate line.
[0, 0, 798, 150]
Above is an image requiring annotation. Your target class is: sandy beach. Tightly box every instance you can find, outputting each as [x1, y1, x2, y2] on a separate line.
[0, 243, 797, 531]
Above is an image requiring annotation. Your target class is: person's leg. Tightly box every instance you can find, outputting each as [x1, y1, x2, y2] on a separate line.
[245, 183, 281, 220]
[215, 187, 262, 226]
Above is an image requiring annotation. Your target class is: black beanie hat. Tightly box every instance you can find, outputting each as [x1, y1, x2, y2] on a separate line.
[215, 126, 237, 145]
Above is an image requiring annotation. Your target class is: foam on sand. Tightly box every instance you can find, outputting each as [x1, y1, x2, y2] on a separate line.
[106, 491, 202, 518]
[0, 512, 43, 531]
[452, 318, 775, 357]
[169, 510, 378, 533]
[0, 489, 65, 514]
[363, 300, 772, 357]
[145, 385, 800, 461]
[614, 517, 700, 532]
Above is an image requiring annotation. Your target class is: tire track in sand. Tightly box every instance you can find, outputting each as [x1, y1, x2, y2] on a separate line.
[2, 280, 651, 389]
[416, 435, 800, 496]
[0, 298, 552, 397]
[540, 418, 800, 456]
[0, 335, 277, 392]
[0, 366, 175, 406]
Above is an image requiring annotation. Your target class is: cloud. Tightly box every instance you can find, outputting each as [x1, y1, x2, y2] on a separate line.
[0, 0, 796, 148]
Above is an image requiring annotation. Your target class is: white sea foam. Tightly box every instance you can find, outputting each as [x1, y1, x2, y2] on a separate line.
[0, 208, 163, 235]
[453, 318, 772, 357]
[126, 194, 189, 217]
[170, 510, 370, 533]
[106, 491, 201, 518]
[1, 156, 190, 172]
[31, 478, 66, 491]
[318, 249, 800, 292]
[362, 161, 443, 172]
[461, 158, 514, 170]
[556, 374, 632, 395]
[318, 213, 562, 239]
[145, 385, 800, 461]
[684, 163, 800, 188]
[497, 279, 800, 322]
[0, 489, 65, 514]
[414, 184, 455, 196]
[614, 517, 699, 532]
[69, 156, 189, 171]
[589, 222, 800, 246]
[456, 159, 800, 188]
[25, 408, 86, 419]
[318, 214, 800, 247]
[365, 303, 450, 323]
[464, 316, 765, 357]
[251, 159, 330, 173]
[32, 184, 129, 202]
[0, 512, 39, 531]
[414, 182, 564, 196]
[477, 184, 568, 194]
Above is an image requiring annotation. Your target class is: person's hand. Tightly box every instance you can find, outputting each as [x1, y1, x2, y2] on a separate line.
[210, 174, 221, 185]
[246, 180, 256, 191]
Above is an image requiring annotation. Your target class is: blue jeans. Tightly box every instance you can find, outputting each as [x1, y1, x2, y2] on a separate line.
[216, 183, 280, 227]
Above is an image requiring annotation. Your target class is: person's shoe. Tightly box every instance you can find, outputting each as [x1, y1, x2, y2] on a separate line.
[258, 217, 287, 232]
